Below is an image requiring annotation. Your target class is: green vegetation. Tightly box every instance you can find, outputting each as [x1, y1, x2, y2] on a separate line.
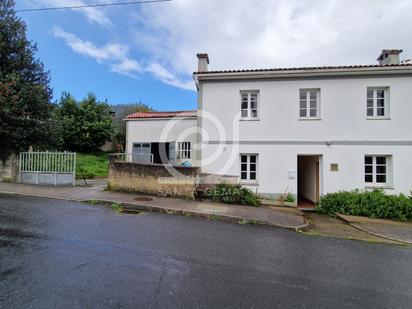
[76, 152, 109, 179]
[86, 199, 97, 205]
[54, 92, 115, 152]
[110, 103, 153, 151]
[111, 202, 123, 212]
[284, 193, 295, 203]
[316, 189, 412, 220]
[0, 0, 57, 160]
[204, 184, 260, 207]
[208, 214, 223, 221]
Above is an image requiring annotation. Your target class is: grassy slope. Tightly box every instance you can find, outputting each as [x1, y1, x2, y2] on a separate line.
[76, 153, 109, 179]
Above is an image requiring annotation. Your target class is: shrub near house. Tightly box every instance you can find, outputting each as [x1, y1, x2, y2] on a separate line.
[204, 184, 260, 207]
[316, 189, 412, 220]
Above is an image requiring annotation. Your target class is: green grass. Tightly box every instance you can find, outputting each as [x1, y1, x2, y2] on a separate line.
[76, 152, 109, 179]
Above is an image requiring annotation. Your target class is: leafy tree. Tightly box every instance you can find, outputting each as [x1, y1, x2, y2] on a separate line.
[0, 0, 55, 161]
[110, 102, 153, 151]
[55, 92, 115, 152]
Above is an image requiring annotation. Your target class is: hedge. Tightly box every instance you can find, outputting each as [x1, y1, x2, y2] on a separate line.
[316, 189, 412, 220]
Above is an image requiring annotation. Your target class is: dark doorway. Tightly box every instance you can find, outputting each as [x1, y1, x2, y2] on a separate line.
[297, 155, 320, 209]
[151, 142, 169, 164]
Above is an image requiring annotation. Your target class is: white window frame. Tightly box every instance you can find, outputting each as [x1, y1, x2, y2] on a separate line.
[299, 89, 321, 119]
[240, 154, 258, 184]
[364, 155, 392, 187]
[177, 142, 191, 160]
[366, 87, 390, 119]
[240, 90, 259, 120]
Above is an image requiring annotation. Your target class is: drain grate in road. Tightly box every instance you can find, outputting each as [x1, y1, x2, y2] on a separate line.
[134, 197, 154, 202]
[122, 208, 143, 214]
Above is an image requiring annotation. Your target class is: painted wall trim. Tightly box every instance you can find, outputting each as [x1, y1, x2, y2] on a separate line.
[206, 140, 412, 146]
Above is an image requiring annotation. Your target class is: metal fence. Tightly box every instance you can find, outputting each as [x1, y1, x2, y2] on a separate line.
[110, 153, 154, 165]
[19, 152, 76, 186]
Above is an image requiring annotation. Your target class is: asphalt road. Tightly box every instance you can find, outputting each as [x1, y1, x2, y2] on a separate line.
[1, 194, 411, 308]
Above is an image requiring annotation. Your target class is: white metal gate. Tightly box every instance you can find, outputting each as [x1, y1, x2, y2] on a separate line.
[19, 152, 76, 186]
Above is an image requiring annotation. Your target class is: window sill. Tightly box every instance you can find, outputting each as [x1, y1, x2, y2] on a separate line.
[366, 117, 391, 120]
[240, 181, 259, 186]
[365, 185, 394, 190]
[240, 118, 260, 121]
[298, 117, 321, 121]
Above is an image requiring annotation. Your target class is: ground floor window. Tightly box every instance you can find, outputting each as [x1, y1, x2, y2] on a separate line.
[365, 155, 391, 185]
[240, 154, 258, 182]
[177, 142, 191, 159]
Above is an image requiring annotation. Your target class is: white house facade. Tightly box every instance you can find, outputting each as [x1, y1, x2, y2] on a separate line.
[125, 111, 198, 166]
[194, 50, 412, 203]
[125, 49, 412, 205]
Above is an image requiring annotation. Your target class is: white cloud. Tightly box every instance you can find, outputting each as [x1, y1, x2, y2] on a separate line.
[52, 26, 194, 89]
[146, 63, 194, 90]
[48, 0, 412, 91]
[133, 0, 412, 73]
[52, 26, 142, 77]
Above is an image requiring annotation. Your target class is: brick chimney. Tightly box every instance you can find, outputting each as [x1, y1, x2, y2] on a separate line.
[197, 53, 209, 72]
[377, 49, 402, 65]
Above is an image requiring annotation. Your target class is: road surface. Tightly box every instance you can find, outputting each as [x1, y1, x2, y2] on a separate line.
[1, 194, 411, 308]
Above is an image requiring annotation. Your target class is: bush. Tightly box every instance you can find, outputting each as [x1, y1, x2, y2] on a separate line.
[316, 189, 412, 220]
[204, 184, 260, 206]
[284, 193, 295, 203]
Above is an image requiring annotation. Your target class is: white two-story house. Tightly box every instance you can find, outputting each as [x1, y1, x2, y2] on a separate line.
[126, 49, 412, 205]
[193, 50, 412, 204]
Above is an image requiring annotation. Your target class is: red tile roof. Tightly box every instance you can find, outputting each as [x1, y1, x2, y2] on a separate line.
[125, 110, 197, 119]
[193, 63, 412, 75]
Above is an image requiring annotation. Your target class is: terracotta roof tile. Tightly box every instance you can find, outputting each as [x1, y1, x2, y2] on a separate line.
[193, 63, 412, 75]
[126, 110, 197, 119]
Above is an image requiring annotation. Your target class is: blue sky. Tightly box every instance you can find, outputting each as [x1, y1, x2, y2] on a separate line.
[16, 0, 197, 110]
[15, 0, 412, 111]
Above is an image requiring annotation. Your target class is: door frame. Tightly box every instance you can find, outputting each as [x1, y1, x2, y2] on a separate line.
[297, 154, 322, 203]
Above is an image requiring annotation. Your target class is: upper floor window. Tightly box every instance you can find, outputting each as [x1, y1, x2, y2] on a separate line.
[240, 154, 258, 183]
[240, 91, 259, 120]
[364, 155, 392, 186]
[299, 89, 320, 119]
[367, 87, 389, 118]
[177, 142, 191, 160]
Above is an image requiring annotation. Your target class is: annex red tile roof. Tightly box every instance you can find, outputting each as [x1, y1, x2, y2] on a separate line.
[125, 110, 197, 119]
[193, 63, 412, 75]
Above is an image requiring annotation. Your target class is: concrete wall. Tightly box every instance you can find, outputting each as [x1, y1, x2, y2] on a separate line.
[200, 143, 412, 198]
[126, 118, 198, 165]
[108, 161, 200, 199]
[0, 154, 19, 183]
[0, 158, 11, 181]
[200, 76, 412, 142]
[198, 75, 412, 197]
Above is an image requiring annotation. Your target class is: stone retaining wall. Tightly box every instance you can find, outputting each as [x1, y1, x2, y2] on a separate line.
[108, 161, 201, 199]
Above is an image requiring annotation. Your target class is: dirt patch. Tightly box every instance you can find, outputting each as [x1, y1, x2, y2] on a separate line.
[302, 213, 402, 245]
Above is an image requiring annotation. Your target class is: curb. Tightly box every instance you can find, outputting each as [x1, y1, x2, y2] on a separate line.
[91, 199, 309, 230]
[336, 213, 412, 245]
[0, 191, 308, 230]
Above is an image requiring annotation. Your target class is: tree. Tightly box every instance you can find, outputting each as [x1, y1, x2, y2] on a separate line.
[55, 92, 115, 152]
[110, 102, 153, 151]
[0, 0, 55, 161]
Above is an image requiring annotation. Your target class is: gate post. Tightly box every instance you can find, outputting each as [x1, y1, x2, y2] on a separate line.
[10, 153, 20, 183]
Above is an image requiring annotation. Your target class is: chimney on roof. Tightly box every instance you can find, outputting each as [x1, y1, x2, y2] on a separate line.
[377, 49, 403, 65]
[197, 53, 209, 72]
